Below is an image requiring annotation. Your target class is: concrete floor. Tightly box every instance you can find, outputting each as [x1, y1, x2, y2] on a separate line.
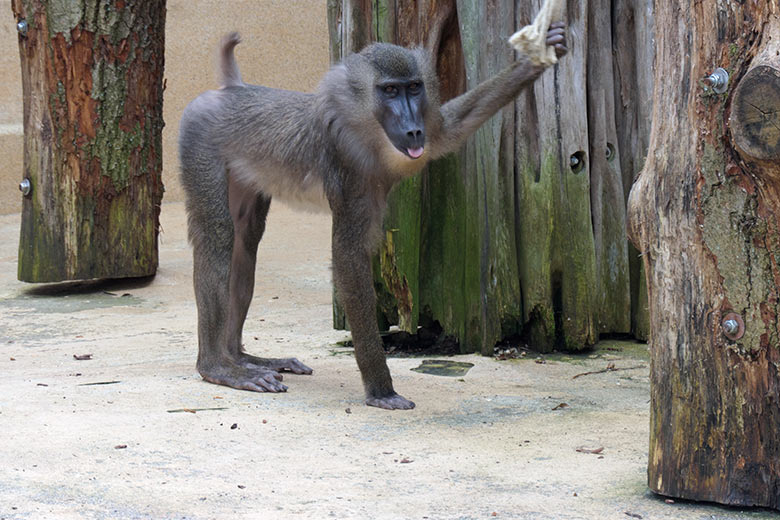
[0, 203, 775, 520]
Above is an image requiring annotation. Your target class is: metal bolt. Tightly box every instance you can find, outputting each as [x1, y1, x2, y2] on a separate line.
[721, 312, 744, 341]
[16, 19, 28, 37]
[722, 319, 739, 335]
[703, 67, 729, 94]
[19, 178, 31, 197]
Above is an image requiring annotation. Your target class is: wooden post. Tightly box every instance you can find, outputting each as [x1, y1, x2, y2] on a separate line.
[13, 0, 166, 283]
[627, 0, 780, 509]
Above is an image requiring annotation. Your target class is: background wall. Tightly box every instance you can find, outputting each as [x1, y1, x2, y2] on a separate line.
[0, 0, 330, 214]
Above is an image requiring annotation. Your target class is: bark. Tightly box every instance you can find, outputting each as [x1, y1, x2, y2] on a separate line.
[13, 0, 166, 283]
[627, 0, 780, 509]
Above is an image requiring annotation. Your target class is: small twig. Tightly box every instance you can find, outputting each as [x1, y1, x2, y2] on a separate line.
[572, 363, 646, 380]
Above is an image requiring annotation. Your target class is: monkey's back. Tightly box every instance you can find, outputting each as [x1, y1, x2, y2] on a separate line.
[179, 85, 332, 214]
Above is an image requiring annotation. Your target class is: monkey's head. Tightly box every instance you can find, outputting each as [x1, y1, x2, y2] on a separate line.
[319, 43, 441, 175]
[361, 44, 428, 161]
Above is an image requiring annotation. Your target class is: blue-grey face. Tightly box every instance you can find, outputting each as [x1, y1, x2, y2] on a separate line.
[375, 79, 427, 159]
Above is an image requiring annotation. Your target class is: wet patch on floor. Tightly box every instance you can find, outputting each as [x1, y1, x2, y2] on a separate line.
[411, 359, 474, 377]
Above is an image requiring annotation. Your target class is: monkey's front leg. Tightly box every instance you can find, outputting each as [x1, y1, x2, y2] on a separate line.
[332, 215, 415, 410]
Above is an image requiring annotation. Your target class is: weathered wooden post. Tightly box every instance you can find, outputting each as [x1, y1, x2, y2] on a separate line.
[627, 0, 780, 508]
[12, 0, 166, 283]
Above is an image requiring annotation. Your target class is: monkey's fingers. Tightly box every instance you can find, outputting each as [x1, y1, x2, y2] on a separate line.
[546, 27, 567, 59]
[545, 30, 566, 47]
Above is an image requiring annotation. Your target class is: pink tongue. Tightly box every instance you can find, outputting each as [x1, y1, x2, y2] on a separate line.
[407, 147, 424, 159]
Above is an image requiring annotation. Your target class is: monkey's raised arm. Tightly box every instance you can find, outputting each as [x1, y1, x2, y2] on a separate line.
[430, 22, 566, 158]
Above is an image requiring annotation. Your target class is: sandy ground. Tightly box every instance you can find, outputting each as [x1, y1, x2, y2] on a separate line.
[0, 202, 775, 520]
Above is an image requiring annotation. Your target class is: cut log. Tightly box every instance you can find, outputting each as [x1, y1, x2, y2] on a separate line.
[627, 2, 780, 509]
[13, 0, 166, 283]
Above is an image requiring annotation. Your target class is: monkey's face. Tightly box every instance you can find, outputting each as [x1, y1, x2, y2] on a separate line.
[374, 80, 428, 160]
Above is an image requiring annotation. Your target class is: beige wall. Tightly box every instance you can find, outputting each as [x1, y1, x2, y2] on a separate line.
[0, 0, 330, 214]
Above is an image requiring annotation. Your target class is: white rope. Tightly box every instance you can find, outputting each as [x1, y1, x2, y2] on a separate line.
[508, 0, 565, 66]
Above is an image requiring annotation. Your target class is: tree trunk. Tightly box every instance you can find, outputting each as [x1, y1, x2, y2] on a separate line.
[627, 0, 780, 509]
[13, 0, 166, 283]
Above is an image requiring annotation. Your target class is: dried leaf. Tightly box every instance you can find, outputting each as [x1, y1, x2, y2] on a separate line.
[400, 457, 413, 464]
[552, 403, 569, 411]
[576, 446, 604, 454]
[73, 354, 93, 361]
[114, 444, 127, 450]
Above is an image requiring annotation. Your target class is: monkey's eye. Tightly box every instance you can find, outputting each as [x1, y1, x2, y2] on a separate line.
[408, 82, 422, 93]
[382, 85, 398, 96]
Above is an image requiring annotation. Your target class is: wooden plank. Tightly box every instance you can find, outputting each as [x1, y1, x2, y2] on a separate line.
[587, 0, 630, 335]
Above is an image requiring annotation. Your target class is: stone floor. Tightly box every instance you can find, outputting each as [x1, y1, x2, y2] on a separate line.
[0, 203, 774, 519]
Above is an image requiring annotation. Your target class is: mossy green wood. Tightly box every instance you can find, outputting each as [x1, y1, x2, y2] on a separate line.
[445, 0, 522, 354]
[14, 0, 165, 283]
[515, 0, 597, 352]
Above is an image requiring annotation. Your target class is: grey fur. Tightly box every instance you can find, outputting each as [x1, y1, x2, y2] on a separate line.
[179, 25, 566, 409]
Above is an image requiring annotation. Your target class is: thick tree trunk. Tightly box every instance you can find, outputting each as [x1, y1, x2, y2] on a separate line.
[627, 0, 780, 509]
[13, 0, 166, 283]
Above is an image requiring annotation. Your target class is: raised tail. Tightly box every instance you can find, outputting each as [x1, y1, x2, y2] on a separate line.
[219, 32, 243, 88]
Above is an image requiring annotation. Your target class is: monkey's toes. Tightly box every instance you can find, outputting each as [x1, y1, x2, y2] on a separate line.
[365, 393, 416, 410]
[241, 355, 313, 375]
[279, 358, 313, 375]
[199, 364, 288, 393]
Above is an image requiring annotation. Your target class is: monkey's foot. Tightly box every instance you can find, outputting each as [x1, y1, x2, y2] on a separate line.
[239, 354, 313, 375]
[199, 363, 288, 393]
[366, 393, 416, 410]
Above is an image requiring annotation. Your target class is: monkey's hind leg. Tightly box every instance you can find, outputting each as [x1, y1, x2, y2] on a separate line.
[225, 176, 313, 378]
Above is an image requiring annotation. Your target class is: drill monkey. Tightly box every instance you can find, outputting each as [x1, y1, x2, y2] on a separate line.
[179, 22, 567, 409]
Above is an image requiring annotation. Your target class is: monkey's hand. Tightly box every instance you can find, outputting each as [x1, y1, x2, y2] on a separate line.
[546, 22, 567, 60]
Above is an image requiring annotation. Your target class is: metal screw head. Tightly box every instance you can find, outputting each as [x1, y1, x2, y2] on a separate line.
[722, 312, 744, 341]
[16, 19, 28, 36]
[723, 319, 739, 334]
[19, 178, 31, 197]
[704, 67, 729, 94]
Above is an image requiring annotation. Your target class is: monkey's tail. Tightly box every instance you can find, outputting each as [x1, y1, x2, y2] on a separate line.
[219, 32, 243, 88]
